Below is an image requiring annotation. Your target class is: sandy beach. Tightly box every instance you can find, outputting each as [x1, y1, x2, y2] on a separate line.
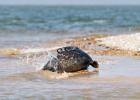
[97, 33, 140, 52]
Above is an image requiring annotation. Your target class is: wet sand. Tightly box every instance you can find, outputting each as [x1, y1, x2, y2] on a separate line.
[0, 34, 140, 100]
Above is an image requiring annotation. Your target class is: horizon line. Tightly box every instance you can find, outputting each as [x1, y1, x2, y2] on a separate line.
[0, 4, 140, 6]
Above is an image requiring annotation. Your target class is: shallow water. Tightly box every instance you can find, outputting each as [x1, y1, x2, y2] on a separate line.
[0, 51, 140, 100]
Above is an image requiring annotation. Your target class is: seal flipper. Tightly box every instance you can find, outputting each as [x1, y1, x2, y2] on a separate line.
[42, 60, 50, 70]
[42, 57, 58, 72]
[42, 61, 56, 72]
[90, 60, 99, 68]
[57, 63, 64, 73]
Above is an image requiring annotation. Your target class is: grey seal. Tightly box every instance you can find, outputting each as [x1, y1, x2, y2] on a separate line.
[42, 46, 99, 73]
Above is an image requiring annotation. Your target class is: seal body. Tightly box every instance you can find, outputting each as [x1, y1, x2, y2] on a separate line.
[57, 46, 93, 73]
[42, 46, 99, 73]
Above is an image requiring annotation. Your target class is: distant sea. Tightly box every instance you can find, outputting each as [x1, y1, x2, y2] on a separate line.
[0, 5, 140, 47]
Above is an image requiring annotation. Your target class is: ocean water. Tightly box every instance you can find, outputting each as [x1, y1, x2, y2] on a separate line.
[0, 5, 140, 47]
[1, 5, 140, 33]
[0, 6, 140, 100]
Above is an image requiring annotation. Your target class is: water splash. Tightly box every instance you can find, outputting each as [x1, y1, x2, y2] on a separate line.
[20, 51, 57, 71]
[17, 46, 64, 71]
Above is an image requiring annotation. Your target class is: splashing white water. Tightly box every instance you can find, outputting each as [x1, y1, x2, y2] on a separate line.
[19, 46, 63, 71]
[20, 51, 57, 71]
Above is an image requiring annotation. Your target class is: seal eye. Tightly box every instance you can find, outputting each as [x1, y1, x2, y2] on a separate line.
[57, 48, 63, 53]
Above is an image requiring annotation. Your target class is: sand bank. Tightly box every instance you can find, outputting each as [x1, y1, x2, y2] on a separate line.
[97, 33, 140, 52]
[61, 33, 140, 57]
[0, 33, 139, 57]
